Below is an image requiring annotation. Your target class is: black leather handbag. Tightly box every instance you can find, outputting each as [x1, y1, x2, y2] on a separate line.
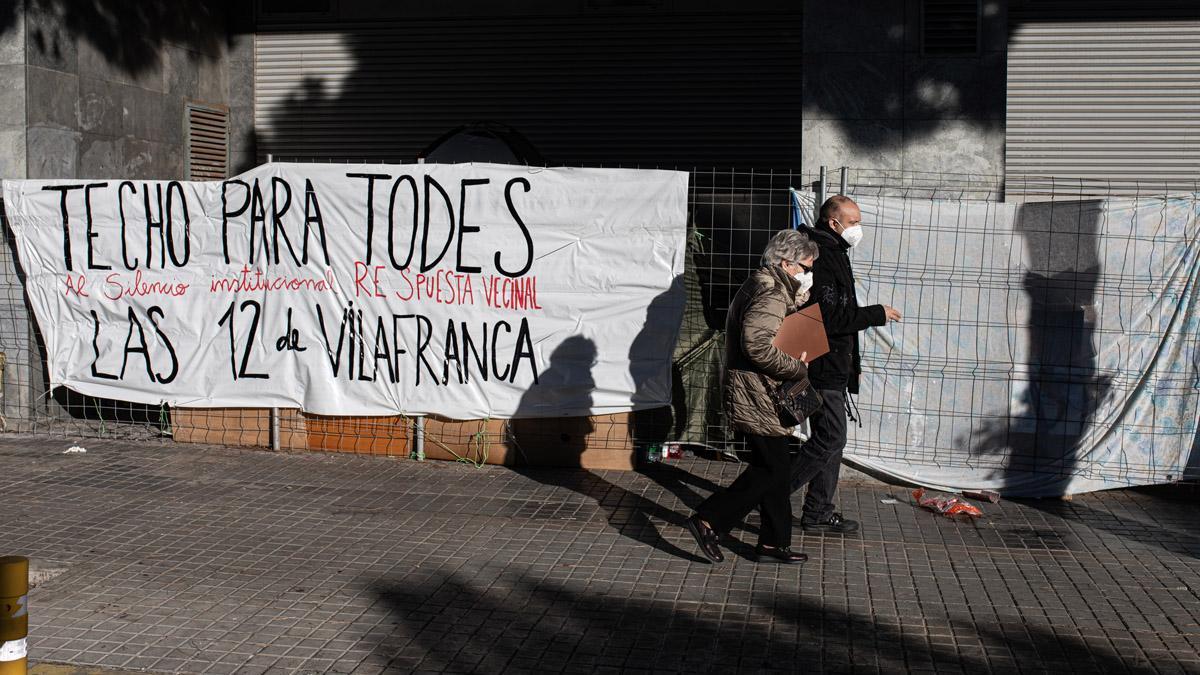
[770, 377, 824, 427]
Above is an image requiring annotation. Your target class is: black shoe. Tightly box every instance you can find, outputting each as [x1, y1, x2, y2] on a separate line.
[685, 514, 724, 563]
[754, 545, 808, 564]
[800, 512, 860, 534]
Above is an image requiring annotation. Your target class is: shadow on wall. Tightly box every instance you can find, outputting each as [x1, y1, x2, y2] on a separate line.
[0, 1, 259, 174]
[798, 0, 1007, 155]
[0, 1, 255, 428]
[965, 200, 1112, 494]
[252, 4, 1016, 164]
[509, 336, 599, 459]
[363, 569, 1144, 672]
[1188, 431, 1200, 481]
[509, 336, 707, 563]
[629, 275, 686, 448]
[802, 3, 1200, 156]
[254, 10, 807, 167]
[0, 0, 228, 76]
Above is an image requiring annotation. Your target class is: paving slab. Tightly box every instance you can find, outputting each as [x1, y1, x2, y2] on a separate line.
[2, 435, 1199, 673]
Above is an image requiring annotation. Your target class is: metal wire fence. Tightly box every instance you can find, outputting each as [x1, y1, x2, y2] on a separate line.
[2, 164, 1197, 484]
[830, 171, 1200, 487]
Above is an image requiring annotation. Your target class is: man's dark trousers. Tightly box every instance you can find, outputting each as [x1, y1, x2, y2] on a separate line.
[790, 388, 847, 523]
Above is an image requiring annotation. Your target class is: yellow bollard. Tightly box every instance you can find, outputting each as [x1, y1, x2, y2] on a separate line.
[0, 556, 28, 675]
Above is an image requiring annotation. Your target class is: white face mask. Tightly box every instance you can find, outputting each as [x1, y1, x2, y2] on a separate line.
[794, 270, 814, 294]
[840, 224, 865, 248]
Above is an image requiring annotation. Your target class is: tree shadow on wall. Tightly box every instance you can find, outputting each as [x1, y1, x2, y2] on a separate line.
[802, 4, 1200, 154]
[246, 4, 1032, 163]
[252, 8, 813, 166]
[0, 0, 230, 76]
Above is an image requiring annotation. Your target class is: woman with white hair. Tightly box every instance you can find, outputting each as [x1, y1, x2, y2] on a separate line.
[685, 229, 817, 564]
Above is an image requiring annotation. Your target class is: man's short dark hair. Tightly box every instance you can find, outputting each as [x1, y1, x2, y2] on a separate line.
[818, 195, 856, 226]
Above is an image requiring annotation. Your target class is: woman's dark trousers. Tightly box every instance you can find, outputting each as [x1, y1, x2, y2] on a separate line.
[696, 433, 792, 547]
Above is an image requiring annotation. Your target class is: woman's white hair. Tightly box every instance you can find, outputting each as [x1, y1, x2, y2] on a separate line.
[761, 229, 819, 267]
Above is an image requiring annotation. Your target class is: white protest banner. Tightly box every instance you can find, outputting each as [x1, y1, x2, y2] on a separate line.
[2, 163, 688, 419]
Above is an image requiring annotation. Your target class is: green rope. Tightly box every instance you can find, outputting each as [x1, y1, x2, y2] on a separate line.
[419, 418, 492, 469]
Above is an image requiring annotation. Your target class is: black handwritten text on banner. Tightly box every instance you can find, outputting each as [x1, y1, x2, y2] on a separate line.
[2, 164, 688, 418]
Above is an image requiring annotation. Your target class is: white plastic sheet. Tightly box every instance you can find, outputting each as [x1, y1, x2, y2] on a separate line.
[3, 163, 688, 419]
[796, 193, 1200, 496]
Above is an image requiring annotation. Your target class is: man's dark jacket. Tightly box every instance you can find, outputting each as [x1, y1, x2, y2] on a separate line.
[799, 223, 886, 395]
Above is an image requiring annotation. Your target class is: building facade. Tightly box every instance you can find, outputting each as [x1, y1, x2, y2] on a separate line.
[3, 1, 1195, 189]
[0, 0, 1197, 443]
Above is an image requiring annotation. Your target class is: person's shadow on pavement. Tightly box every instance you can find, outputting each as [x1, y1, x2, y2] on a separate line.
[626, 277, 763, 556]
[510, 336, 706, 562]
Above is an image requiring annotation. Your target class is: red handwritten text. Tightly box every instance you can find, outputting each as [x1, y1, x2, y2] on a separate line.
[354, 262, 387, 298]
[394, 269, 476, 306]
[65, 274, 90, 298]
[104, 271, 190, 301]
[209, 266, 336, 293]
[482, 275, 541, 310]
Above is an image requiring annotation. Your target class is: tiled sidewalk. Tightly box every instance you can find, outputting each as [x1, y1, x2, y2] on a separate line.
[2, 435, 1199, 674]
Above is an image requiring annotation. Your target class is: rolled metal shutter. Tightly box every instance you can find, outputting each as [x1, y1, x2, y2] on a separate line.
[254, 12, 802, 168]
[1006, 11, 1200, 194]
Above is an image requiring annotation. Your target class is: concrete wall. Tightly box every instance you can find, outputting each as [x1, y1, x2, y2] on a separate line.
[21, 0, 254, 180]
[0, 1, 32, 431]
[0, 0, 255, 429]
[227, 11, 256, 176]
[802, 0, 1007, 178]
[0, 5, 26, 179]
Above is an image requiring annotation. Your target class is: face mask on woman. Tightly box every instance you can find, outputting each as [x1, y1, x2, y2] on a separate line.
[794, 270, 814, 294]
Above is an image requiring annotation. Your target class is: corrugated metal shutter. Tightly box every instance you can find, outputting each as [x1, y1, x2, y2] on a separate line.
[253, 13, 802, 168]
[187, 104, 230, 180]
[1006, 16, 1200, 194]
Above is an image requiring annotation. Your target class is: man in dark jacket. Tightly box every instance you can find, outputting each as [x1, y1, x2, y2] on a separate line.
[791, 195, 902, 533]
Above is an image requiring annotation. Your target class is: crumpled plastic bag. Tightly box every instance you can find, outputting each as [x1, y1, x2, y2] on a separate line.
[913, 488, 982, 518]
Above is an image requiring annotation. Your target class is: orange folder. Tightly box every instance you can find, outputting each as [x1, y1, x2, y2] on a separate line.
[772, 304, 829, 362]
